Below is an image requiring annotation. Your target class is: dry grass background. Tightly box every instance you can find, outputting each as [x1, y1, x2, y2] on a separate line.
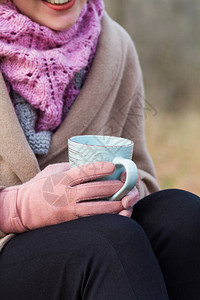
[146, 111, 200, 195]
[105, 1, 200, 196]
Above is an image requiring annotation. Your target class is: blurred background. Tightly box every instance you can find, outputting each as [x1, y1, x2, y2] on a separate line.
[105, 0, 200, 195]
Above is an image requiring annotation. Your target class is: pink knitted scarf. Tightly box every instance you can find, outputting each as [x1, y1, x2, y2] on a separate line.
[0, 0, 104, 131]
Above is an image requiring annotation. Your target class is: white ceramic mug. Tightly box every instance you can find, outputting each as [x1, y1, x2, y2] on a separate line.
[68, 135, 138, 201]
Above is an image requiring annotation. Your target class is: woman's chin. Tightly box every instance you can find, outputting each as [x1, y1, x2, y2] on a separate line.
[33, 13, 78, 31]
[41, 19, 76, 31]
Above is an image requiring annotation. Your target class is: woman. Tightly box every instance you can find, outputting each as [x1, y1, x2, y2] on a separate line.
[0, 0, 199, 299]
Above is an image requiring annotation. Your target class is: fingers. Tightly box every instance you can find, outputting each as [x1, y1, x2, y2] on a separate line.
[66, 162, 115, 186]
[120, 169, 140, 185]
[34, 163, 70, 180]
[121, 187, 139, 209]
[72, 180, 124, 203]
[119, 208, 133, 218]
[75, 199, 124, 217]
[120, 171, 126, 183]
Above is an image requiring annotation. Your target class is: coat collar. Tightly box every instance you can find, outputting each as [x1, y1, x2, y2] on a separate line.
[0, 12, 122, 180]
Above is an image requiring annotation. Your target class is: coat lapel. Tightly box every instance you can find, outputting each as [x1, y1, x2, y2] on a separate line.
[0, 73, 40, 183]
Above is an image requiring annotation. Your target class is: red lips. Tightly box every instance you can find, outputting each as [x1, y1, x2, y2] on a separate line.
[42, 0, 76, 11]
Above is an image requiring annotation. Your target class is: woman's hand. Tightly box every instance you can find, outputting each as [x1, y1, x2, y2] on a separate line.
[119, 186, 139, 218]
[0, 162, 124, 234]
[118, 172, 140, 218]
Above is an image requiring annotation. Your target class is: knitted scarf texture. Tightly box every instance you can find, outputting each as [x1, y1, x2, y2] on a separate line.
[0, 0, 104, 131]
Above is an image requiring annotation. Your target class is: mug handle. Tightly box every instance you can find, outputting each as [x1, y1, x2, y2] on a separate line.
[108, 157, 138, 201]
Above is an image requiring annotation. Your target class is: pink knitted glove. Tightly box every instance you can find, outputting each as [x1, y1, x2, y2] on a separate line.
[43, 164, 140, 219]
[0, 162, 124, 234]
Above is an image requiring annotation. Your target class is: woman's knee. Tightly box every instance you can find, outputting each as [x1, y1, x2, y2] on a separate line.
[132, 189, 200, 251]
[63, 214, 147, 251]
[0, 215, 166, 300]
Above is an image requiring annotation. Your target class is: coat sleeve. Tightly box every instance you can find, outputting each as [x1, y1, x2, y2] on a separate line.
[120, 37, 160, 199]
[0, 186, 7, 238]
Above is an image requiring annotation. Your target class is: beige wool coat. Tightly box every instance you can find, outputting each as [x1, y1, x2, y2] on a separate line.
[0, 12, 160, 251]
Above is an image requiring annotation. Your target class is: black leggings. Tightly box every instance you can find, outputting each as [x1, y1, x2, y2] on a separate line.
[0, 189, 199, 300]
